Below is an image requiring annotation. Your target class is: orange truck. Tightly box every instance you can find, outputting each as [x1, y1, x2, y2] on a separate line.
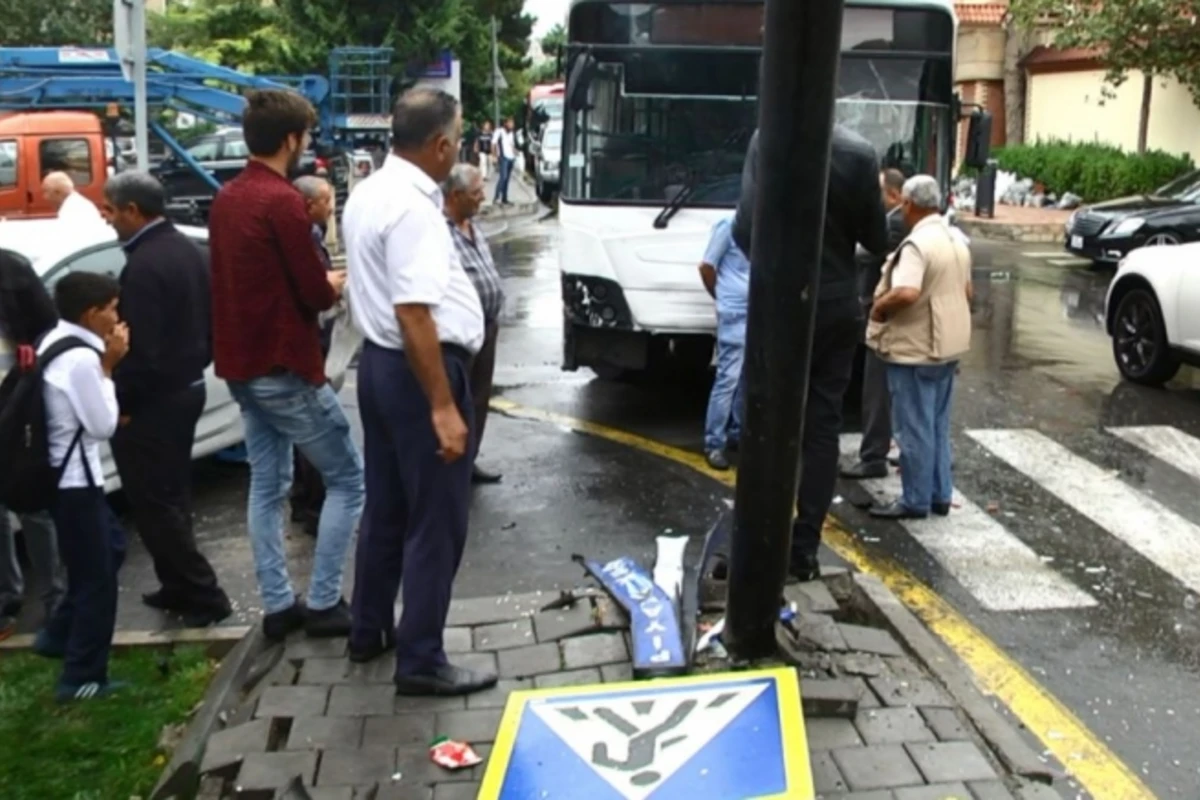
[0, 111, 108, 219]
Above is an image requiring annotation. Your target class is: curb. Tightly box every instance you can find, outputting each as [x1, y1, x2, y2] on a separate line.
[0, 625, 252, 656]
[151, 624, 267, 800]
[851, 573, 1057, 785]
[479, 200, 541, 221]
[957, 218, 1064, 244]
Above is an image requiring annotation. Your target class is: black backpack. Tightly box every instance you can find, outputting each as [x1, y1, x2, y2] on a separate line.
[0, 336, 97, 512]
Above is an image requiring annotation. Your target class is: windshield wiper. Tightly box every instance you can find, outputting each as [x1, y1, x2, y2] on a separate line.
[654, 178, 697, 230]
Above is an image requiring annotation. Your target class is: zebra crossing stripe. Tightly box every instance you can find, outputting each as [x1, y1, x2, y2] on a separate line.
[839, 434, 1097, 611]
[1107, 425, 1200, 481]
[969, 429, 1200, 595]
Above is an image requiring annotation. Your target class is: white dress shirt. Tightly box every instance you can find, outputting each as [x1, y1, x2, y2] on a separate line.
[58, 191, 106, 230]
[343, 154, 485, 354]
[37, 320, 118, 489]
[495, 129, 516, 161]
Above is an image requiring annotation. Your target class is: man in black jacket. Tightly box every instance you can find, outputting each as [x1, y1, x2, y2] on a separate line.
[732, 125, 889, 581]
[103, 171, 231, 627]
[843, 167, 909, 479]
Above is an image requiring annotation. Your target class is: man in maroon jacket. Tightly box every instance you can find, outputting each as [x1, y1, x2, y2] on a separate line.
[209, 89, 365, 642]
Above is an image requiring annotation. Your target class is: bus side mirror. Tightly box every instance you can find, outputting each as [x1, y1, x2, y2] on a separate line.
[964, 109, 993, 169]
[567, 52, 596, 111]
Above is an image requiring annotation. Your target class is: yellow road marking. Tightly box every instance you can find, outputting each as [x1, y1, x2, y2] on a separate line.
[491, 398, 1155, 800]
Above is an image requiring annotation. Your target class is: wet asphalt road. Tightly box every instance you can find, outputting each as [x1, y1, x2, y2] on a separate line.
[13, 215, 1199, 796]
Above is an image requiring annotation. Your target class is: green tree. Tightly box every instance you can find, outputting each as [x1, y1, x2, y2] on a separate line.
[0, 0, 113, 46]
[150, 0, 295, 75]
[1010, 0, 1200, 153]
[541, 23, 566, 57]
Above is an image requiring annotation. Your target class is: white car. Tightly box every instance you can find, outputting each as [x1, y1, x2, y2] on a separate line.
[1105, 241, 1200, 386]
[535, 121, 563, 204]
[0, 218, 244, 491]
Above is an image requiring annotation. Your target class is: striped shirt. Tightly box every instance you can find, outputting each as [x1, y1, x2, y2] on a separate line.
[447, 217, 505, 322]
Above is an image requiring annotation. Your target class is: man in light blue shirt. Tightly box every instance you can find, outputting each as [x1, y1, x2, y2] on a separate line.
[699, 217, 750, 470]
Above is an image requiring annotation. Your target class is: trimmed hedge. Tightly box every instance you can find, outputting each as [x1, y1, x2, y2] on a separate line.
[991, 140, 1194, 202]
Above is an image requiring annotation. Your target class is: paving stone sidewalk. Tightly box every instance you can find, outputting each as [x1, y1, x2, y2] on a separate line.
[193, 580, 1064, 800]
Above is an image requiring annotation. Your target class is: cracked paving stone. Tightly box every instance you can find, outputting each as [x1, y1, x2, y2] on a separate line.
[328, 685, 396, 717]
[801, 678, 862, 718]
[534, 667, 602, 689]
[893, 783, 973, 800]
[789, 612, 848, 651]
[284, 638, 348, 659]
[849, 678, 882, 708]
[561, 633, 628, 669]
[968, 781, 1017, 800]
[199, 719, 272, 773]
[393, 693, 467, 714]
[317, 746, 397, 786]
[905, 742, 999, 784]
[919, 707, 972, 741]
[254, 685, 330, 719]
[784, 580, 840, 613]
[531, 603, 601, 642]
[838, 624, 905, 657]
[467, 679, 530, 710]
[435, 709, 505, 743]
[287, 717, 365, 750]
[854, 707, 936, 745]
[497, 643, 561, 678]
[235, 751, 318, 791]
[445, 592, 547, 627]
[473, 618, 536, 650]
[806, 718, 864, 749]
[299, 657, 351, 685]
[831, 745, 924, 791]
[362, 713, 437, 748]
[811, 751, 849, 793]
[837, 653, 886, 678]
[868, 677, 954, 709]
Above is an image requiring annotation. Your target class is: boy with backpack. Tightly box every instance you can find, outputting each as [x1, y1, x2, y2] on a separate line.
[3, 272, 130, 701]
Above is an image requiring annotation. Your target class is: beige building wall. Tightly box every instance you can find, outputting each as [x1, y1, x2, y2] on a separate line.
[955, 27, 1005, 83]
[146, 0, 167, 12]
[1026, 69, 1200, 163]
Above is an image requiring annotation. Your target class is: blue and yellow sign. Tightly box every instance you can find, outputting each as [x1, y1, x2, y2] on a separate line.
[478, 667, 812, 800]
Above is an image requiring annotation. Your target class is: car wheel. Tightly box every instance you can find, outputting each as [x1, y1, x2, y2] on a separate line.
[1112, 288, 1181, 386]
[1145, 230, 1182, 246]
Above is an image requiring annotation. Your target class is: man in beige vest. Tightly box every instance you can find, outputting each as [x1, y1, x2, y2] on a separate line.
[865, 175, 972, 519]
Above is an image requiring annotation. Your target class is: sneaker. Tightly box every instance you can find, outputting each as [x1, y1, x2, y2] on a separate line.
[263, 602, 305, 642]
[55, 680, 130, 704]
[305, 598, 352, 639]
[705, 449, 731, 471]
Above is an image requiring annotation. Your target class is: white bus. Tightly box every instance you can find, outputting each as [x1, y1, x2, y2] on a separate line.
[559, 0, 971, 379]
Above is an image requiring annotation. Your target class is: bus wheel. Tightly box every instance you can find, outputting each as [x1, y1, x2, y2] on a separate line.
[591, 364, 629, 381]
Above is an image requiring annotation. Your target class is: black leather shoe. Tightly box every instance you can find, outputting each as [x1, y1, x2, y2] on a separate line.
[840, 461, 888, 480]
[142, 589, 188, 612]
[869, 501, 927, 520]
[263, 602, 305, 642]
[931, 502, 951, 517]
[788, 553, 821, 583]
[305, 599, 352, 638]
[395, 663, 499, 697]
[181, 601, 233, 629]
[706, 449, 731, 471]
[471, 465, 503, 485]
[349, 629, 396, 664]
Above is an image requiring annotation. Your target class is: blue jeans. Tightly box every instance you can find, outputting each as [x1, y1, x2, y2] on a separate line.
[494, 157, 514, 203]
[704, 334, 745, 451]
[229, 375, 365, 615]
[887, 361, 957, 513]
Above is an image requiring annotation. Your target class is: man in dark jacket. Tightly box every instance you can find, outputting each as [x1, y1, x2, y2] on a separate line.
[103, 171, 232, 627]
[732, 125, 889, 581]
[843, 167, 909, 479]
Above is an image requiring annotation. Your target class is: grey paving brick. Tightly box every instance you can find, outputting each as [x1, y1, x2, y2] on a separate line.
[1013, 781, 1064, 800]
[806, 718, 864, 749]
[284, 638, 348, 659]
[446, 592, 546, 627]
[444, 627, 473, 654]
[200, 719, 272, 773]
[434, 783, 483, 800]
[373, 784, 433, 800]
[362, 713, 437, 748]
[869, 677, 954, 709]
[287, 717, 365, 750]
[884, 657, 929, 682]
[328, 685, 396, 717]
[851, 677, 883, 708]
[811, 750, 849, 793]
[831, 745, 924, 791]
[532, 604, 601, 642]
[920, 708, 972, 741]
[473, 618, 536, 650]
[784, 579, 840, 613]
[497, 643, 561, 678]
[343, 657, 396, 685]
[790, 612, 849, 652]
[894, 783, 972, 800]
[801, 678, 862, 718]
[839, 624, 905, 657]
[298, 788, 357, 800]
[255, 685, 330, 719]
[235, 751, 318, 791]
[823, 793, 897, 800]
[394, 744, 450, 784]
[837, 653, 887, 678]
[906, 742, 999, 783]
[854, 708, 936, 745]
[435, 709, 505, 743]
[534, 667, 602, 689]
[594, 596, 630, 629]
[968, 781, 1016, 800]
[452, 650, 500, 676]
[467, 679, 530, 709]
[601, 662, 634, 683]
[393, 693, 467, 714]
[299, 657, 351, 685]
[561, 632, 628, 669]
[316, 747, 397, 786]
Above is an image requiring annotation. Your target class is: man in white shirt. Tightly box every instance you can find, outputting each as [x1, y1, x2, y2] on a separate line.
[343, 88, 496, 697]
[492, 117, 517, 205]
[41, 172, 105, 230]
[35, 272, 130, 703]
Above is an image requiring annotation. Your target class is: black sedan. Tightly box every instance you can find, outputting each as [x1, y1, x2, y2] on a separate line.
[1064, 170, 1200, 264]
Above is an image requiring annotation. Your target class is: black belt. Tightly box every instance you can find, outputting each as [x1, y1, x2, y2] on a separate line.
[442, 343, 472, 362]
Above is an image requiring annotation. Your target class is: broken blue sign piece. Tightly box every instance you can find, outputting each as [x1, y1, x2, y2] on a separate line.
[580, 556, 688, 678]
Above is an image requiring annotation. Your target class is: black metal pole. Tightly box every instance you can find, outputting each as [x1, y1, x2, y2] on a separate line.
[725, 0, 847, 659]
